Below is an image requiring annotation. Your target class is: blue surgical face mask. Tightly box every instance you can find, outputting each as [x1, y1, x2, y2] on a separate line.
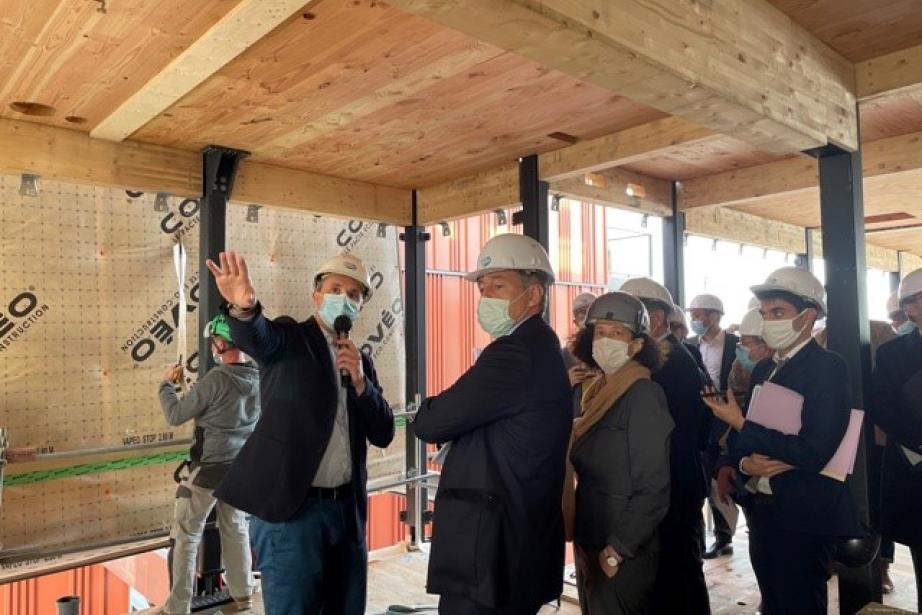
[735, 345, 757, 372]
[691, 319, 708, 336]
[896, 320, 917, 336]
[318, 293, 360, 329]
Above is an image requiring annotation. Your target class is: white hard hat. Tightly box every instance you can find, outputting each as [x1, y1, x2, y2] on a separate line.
[668, 305, 687, 326]
[572, 293, 596, 314]
[748, 296, 761, 310]
[899, 269, 922, 305]
[751, 267, 826, 318]
[887, 291, 901, 315]
[688, 294, 724, 314]
[465, 233, 555, 284]
[739, 308, 764, 337]
[314, 253, 373, 299]
[619, 277, 674, 315]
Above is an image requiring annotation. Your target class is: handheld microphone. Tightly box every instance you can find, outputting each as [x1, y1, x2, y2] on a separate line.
[333, 315, 353, 388]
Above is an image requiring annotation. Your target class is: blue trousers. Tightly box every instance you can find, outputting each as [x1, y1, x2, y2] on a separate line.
[250, 497, 367, 615]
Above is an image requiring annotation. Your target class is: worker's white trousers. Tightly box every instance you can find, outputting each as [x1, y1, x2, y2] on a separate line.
[163, 468, 254, 615]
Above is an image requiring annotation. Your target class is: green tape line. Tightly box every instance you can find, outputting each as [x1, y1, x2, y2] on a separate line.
[5, 451, 188, 487]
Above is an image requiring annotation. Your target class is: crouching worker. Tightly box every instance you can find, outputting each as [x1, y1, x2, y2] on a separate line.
[158, 315, 261, 615]
[563, 292, 674, 615]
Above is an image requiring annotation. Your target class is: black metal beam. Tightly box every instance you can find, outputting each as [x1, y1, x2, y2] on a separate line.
[803, 227, 816, 273]
[518, 155, 550, 250]
[199, 146, 248, 374]
[401, 190, 430, 547]
[663, 182, 685, 306]
[810, 143, 879, 613]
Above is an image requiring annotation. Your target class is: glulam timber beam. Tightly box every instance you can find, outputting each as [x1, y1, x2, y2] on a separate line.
[857, 43, 922, 101]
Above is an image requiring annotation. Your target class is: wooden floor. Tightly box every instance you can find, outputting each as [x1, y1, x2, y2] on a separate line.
[136, 527, 919, 614]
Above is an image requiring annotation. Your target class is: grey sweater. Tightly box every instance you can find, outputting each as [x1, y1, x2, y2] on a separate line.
[159, 363, 260, 464]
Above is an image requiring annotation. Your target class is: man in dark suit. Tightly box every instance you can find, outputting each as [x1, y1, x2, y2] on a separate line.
[706, 267, 861, 615]
[415, 234, 571, 615]
[871, 268, 922, 612]
[620, 278, 712, 615]
[205, 251, 395, 615]
[687, 293, 740, 559]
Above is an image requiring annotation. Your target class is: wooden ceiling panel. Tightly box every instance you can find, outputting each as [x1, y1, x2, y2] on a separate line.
[267, 61, 664, 187]
[0, 0, 245, 129]
[619, 136, 786, 181]
[768, 0, 922, 62]
[134, 0, 664, 188]
[730, 171, 922, 254]
[860, 92, 922, 142]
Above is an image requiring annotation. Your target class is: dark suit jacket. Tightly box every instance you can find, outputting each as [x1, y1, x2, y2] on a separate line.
[653, 335, 712, 516]
[727, 339, 861, 537]
[415, 315, 571, 610]
[571, 379, 673, 558]
[689, 331, 739, 392]
[871, 328, 922, 546]
[214, 304, 395, 526]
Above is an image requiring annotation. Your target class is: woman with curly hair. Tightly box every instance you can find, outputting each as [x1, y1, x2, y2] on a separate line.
[563, 291, 674, 615]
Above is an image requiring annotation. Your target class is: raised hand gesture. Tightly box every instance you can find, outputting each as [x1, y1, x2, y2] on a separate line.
[205, 251, 256, 308]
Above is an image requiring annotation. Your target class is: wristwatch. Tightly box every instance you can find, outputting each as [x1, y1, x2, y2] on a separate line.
[606, 555, 620, 567]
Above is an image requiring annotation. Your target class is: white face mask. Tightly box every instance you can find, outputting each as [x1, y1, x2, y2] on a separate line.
[477, 289, 528, 338]
[592, 338, 632, 374]
[760, 311, 808, 351]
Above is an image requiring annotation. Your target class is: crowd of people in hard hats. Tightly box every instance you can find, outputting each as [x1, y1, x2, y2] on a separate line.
[153, 234, 922, 615]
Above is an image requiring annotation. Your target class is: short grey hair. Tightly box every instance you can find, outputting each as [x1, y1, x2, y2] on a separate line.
[516, 270, 550, 312]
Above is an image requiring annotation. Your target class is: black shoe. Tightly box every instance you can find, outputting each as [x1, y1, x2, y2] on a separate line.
[703, 540, 733, 559]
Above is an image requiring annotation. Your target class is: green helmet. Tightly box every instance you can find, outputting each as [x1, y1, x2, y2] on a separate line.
[204, 314, 233, 342]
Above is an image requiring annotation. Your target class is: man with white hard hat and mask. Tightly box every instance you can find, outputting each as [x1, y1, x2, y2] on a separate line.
[205, 251, 395, 615]
[704, 267, 861, 615]
[887, 290, 916, 336]
[415, 233, 572, 615]
[619, 277, 712, 615]
[872, 268, 922, 612]
[686, 294, 740, 560]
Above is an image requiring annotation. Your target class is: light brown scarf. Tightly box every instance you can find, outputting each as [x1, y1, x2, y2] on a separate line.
[562, 360, 651, 541]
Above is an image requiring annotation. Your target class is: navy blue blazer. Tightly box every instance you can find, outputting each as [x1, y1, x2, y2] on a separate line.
[728, 339, 861, 537]
[871, 328, 922, 546]
[214, 304, 395, 525]
[415, 314, 571, 610]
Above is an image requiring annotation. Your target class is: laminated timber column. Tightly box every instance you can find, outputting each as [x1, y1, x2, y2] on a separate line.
[663, 183, 685, 307]
[402, 191, 430, 549]
[809, 143, 879, 614]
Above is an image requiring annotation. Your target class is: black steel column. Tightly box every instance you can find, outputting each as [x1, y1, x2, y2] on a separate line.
[200, 146, 248, 373]
[663, 182, 685, 306]
[195, 146, 247, 608]
[804, 227, 816, 273]
[892, 251, 904, 291]
[402, 190, 429, 547]
[518, 155, 550, 250]
[810, 143, 879, 613]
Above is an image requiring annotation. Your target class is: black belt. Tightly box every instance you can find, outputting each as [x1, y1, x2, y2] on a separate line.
[306, 483, 354, 501]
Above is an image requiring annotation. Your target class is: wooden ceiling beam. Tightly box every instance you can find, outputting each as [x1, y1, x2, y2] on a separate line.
[386, 0, 857, 155]
[549, 168, 672, 217]
[857, 43, 922, 101]
[538, 117, 716, 182]
[416, 162, 519, 224]
[1, 118, 411, 224]
[679, 129, 922, 209]
[90, 0, 311, 142]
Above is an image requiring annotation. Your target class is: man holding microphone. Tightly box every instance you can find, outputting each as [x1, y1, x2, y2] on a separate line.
[206, 251, 394, 615]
